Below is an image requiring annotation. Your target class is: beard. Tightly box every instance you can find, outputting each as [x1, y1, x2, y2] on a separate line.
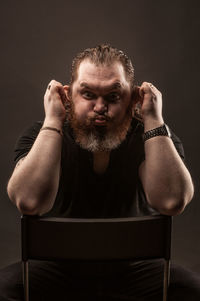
[66, 100, 133, 153]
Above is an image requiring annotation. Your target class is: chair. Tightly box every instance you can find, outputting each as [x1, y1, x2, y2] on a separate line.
[21, 214, 172, 301]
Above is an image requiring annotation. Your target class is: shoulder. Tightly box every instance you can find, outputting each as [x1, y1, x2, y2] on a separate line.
[14, 121, 43, 163]
[17, 121, 43, 140]
[169, 126, 185, 160]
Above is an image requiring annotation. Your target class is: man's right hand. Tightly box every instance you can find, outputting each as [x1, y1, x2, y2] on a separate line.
[44, 80, 68, 127]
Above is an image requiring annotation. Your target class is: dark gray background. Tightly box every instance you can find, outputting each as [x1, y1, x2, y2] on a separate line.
[1, 0, 200, 271]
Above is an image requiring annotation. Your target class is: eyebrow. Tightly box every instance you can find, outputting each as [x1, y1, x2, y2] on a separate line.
[79, 81, 123, 91]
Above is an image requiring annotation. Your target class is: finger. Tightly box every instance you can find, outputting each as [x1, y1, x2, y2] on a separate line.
[44, 80, 66, 107]
[147, 82, 160, 92]
[141, 81, 152, 90]
[45, 80, 55, 96]
[148, 83, 160, 94]
[46, 80, 63, 92]
[46, 80, 56, 92]
[56, 86, 67, 105]
[139, 82, 157, 97]
[46, 80, 65, 99]
[149, 83, 161, 96]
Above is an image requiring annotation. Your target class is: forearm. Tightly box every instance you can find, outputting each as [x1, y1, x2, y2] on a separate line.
[7, 119, 63, 215]
[140, 133, 194, 215]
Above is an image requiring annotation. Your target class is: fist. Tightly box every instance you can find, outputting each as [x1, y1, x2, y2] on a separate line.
[44, 80, 68, 125]
[132, 82, 163, 122]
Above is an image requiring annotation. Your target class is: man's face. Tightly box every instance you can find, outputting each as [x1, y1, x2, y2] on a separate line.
[67, 59, 133, 152]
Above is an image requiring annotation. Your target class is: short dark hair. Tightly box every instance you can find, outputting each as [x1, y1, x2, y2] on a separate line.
[70, 44, 134, 88]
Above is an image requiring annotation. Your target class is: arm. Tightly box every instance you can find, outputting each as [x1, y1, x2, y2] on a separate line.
[136, 82, 194, 216]
[7, 80, 68, 215]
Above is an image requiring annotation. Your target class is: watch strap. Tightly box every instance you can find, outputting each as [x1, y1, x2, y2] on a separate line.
[143, 124, 171, 142]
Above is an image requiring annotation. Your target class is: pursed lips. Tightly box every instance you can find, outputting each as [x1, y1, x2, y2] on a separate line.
[94, 116, 107, 125]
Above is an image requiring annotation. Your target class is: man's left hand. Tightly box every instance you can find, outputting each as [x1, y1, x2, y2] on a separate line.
[139, 82, 163, 122]
[133, 82, 164, 130]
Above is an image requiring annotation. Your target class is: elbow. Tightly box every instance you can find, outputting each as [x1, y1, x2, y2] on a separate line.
[16, 200, 43, 216]
[16, 198, 53, 216]
[148, 195, 193, 216]
[7, 180, 54, 216]
[7, 180, 36, 215]
[7, 189, 51, 216]
[146, 183, 194, 216]
[157, 200, 186, 216]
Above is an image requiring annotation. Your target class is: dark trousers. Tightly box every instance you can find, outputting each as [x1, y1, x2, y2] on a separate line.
[0, 259, 200, 300]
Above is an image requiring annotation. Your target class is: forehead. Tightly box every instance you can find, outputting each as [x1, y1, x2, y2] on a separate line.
[75, 60, 130, 90]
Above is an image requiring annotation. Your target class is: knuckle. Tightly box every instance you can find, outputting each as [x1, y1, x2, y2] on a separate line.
[48, 80, 62, 89]
[49, 79, 55, 86]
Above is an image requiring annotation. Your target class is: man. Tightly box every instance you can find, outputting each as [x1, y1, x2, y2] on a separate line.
[1, 44, 199, 300]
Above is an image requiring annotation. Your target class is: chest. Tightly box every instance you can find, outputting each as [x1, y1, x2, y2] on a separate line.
[93, 152, 110, 175]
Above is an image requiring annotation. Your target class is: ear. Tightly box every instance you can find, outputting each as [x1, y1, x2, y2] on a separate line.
[131, 86, 143, 121]
[63, 85, 71, 101]
[131, 86, 141, 103]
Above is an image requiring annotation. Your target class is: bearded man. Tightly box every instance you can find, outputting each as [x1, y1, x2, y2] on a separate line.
[1, 44, 199, 300]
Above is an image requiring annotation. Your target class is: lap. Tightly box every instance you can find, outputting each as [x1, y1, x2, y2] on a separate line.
[0, 260, 200, 300]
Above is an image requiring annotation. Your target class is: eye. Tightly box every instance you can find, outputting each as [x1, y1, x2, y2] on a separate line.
[106, 92, 121, 103]
[82, 91, 96, 100]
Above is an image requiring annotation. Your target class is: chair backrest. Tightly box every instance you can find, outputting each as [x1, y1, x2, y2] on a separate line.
[21, 215, 172, 262]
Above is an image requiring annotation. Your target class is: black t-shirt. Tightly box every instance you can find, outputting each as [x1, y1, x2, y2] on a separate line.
[14, 118, 185, 218]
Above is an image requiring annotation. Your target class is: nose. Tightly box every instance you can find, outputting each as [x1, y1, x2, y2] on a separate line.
[93, 97, 107, 115]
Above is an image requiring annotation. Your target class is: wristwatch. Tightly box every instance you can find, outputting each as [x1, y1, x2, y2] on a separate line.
[143, 124, 171, 142]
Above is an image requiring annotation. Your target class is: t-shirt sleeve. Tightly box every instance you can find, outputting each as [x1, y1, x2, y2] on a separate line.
[170, 128, 185, 160]
[14, 121, 43, 163]
[136, 122, 185, 163]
